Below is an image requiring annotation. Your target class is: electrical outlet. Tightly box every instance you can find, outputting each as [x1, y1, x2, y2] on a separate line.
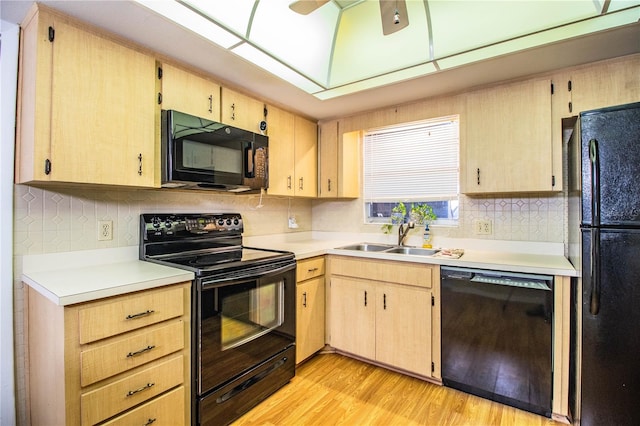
[98, 220, 113, 241]
[474, 219, 492, 235]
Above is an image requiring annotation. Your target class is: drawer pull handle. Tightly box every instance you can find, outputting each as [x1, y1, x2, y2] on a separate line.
[126, 382, 155, 397]
[303, 292, 307, 307]
[125, 309, 155, 320]
[307, 267, 319, 273]
[144, 418, 157, 426]
[126, 345, 155, 358]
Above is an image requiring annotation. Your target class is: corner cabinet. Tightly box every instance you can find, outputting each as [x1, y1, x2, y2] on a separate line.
[220, 87, 266, 133]
[266, 105, 318, 197]
[296, 256, 326, 364]
[16, 5, 158, 187]
[318, 120, 360, 198]
[463, 79, 554, 194]
[27, 282, 191, 426]
[327, 256, 441, 380]
[160, 62, 221, 120]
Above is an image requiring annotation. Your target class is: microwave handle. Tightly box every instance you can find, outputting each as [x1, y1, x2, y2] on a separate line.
[245, 145, 254, 178]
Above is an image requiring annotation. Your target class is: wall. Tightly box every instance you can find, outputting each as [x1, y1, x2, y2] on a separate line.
[1, 19, 19, 426]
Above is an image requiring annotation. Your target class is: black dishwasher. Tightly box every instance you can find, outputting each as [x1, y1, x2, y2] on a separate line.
[441, 267, 553, 417]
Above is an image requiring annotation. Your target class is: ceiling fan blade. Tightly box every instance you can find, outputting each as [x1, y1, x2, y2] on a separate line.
[289, 0, 330, 15]
[380, 0, 409, 35]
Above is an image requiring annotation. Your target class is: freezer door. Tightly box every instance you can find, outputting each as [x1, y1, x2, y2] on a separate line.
[580, 102, 640, 227]
[580, 228, 640, 426]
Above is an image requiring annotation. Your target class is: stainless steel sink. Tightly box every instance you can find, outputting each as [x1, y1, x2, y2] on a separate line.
[384, 247, 439, 256]
[336, 243, 438, 256]
[336, 243, 394, 252]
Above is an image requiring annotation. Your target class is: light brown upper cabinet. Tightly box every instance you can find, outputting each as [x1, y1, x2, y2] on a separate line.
[318, 120, 360, 198]
[16, 5, 158, 188]
[266, 105, 318, 197]
[568, 55, 640, 114]
[220, 87, 266, 133]
[160, 63, 221, 121]
[463, 79, 554, 194]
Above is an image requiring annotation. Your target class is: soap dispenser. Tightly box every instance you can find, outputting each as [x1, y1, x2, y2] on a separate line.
[422, 224, 432, 248]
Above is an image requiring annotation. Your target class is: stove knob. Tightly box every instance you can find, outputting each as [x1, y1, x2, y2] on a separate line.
[164, 220, 172, 229]
[226, 219, 232, 225]
[233, 218, 240, 226]
[152, 217, 162, 228]
[217, 219, 225, 226]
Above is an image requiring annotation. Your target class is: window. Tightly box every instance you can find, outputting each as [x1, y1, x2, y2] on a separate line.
[363, 115, 459, 225]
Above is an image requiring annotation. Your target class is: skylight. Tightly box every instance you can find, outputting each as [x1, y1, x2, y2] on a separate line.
[135, 0, 640, 100]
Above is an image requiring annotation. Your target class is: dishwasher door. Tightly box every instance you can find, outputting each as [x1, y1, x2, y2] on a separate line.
[441, 267, 554, 417]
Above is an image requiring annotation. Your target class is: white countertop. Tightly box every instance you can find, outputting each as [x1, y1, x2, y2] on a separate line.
[245, 232, 578, 277]
[23, 233, 576, 306]
[22, 246, 194, 306]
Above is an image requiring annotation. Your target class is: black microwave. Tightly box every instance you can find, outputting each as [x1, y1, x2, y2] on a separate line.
[161, 109, 268, 192]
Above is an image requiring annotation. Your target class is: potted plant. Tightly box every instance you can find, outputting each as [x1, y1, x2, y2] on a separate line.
[381, 202, 436, 234]
[409, 203, 436, 226]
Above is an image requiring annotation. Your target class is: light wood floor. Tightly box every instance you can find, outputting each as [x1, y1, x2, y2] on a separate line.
[232, 353, 562, 426]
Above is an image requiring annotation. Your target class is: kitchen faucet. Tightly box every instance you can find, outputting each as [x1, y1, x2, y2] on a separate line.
[398, 221, 415, 246]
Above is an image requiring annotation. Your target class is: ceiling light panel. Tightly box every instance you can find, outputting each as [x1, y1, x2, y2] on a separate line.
[429, 0, 602, 59]
[330, 0, 430, 87]
[249, 0, 339, 86]
[135, 0, 241, 48]
[231, 43, 324, 93]
[182, 0, 255, 38]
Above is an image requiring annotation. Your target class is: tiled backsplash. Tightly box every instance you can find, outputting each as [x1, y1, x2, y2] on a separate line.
[13, 184, 313, 256]
[311, 193, 565, 243]
[13, 184, 565, 257]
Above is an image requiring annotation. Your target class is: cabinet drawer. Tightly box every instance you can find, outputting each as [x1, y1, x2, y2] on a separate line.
[78, 286, 184, 344]
[81, 355, 184, 425]
[80, 321, 184, 386]
[297, 257, 325, 282]
[101, 385, 185, 426]
[329, 256, 432, 288]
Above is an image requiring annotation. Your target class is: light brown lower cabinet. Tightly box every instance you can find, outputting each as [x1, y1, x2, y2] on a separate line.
[327, 256, 440, 380]
[27, 282, 191, 426]
[296, 256, 326, 364]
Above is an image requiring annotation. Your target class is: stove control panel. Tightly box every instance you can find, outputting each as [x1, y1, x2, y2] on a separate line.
[141, 213, 243, 240]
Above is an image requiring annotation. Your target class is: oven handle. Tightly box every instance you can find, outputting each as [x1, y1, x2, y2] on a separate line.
[200, 262, 296, 289]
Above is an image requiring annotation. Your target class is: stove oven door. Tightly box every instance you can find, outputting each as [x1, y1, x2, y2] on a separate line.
[195, 262, 296, 422]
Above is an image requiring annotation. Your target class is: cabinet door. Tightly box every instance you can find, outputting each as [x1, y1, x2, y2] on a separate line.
[329, 277, 375, 359]
[220, 87, 265, 133]
[319, 120, 339, 198]
[464, 79, 553, 194]
[294, 116, 318, 197]
[319, 123, 360, 198]
[570, 56, 640, 113]
[266, 105, 296, 196]
[296, 277, 325, 363]
[376, 284, 432, 376]
[161, 63, 220, 120]
[50, 19, 157, 187]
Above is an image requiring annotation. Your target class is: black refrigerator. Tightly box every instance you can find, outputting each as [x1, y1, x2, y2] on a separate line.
[568, 101, 640, 426]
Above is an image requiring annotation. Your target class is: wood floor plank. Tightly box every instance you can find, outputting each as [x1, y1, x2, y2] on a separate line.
[232, 353, 560, 426]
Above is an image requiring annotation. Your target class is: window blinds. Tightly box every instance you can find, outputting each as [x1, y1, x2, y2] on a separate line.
[363, 116, 459, 202]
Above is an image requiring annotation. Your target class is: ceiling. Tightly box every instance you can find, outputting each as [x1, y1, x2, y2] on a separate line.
[2, 1, 639, 121]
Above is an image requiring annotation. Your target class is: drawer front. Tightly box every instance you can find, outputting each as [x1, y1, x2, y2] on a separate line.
[297, 257, 325, 282]
[101, 386, 185, 426]
[329, 256, 432, 288]
[81, 321, 184, 386]
[78, 286, 185, 344]
[81, 355, 184, 425]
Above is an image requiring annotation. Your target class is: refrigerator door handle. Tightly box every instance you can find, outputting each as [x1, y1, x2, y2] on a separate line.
[589, 228, 601, 315]
[589, 139, 600, 226]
